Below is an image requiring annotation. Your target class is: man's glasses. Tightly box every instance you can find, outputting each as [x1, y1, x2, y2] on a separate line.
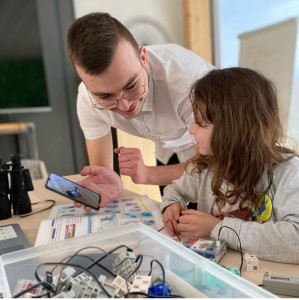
[86, 67, 146, 111]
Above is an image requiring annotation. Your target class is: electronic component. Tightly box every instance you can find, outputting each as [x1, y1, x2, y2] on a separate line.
[111, 275, 131, 297]
[59, 266, 76, 284]
[262, 272, 299, 297]
[96, 275, 117, 297]
[53, 290, 76, 298]
[46, 271, 53, 284]
[148, 283, 171, 297]
[59, 271, 114, 298]
[243, 253, 259, 271]
[182, 238, 227, 263]
[223, 266, 240, 276]
[113, 251, 137, 282]
[113, 250, 136, 267]
[130, 275, 152, 295]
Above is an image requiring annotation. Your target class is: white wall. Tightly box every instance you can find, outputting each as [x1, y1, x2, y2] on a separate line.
[239, 18, 299, 149]
[73, 0, 184, 46]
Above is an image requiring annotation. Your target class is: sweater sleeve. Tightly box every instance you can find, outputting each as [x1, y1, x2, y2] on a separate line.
[160, 166, 200, 213]
[211, 159, 299, 263]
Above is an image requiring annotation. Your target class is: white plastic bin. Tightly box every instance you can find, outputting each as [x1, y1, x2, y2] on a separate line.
[0, 223, 276, 298]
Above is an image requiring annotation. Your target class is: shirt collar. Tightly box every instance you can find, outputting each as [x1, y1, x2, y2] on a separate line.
[140, 67, 153, 112]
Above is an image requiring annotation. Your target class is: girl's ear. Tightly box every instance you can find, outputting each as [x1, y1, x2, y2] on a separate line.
[139, 46, 149, 70]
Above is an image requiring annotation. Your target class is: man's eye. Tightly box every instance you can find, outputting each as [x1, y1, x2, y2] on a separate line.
[99, 95, 112, 101]
[125, 82, 137, 91]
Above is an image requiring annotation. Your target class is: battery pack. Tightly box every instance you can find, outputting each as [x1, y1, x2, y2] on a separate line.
[182, 238, 227, 263]
[262, 272, 299, 297]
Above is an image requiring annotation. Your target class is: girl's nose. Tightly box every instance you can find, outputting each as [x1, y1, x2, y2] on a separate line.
[188, 122, 195, 134]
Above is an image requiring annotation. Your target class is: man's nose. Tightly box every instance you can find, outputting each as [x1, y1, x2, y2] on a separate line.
[117, 97, 135, 110]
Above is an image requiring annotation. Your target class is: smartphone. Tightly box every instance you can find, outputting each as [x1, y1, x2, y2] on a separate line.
[45, 173, 101, 210]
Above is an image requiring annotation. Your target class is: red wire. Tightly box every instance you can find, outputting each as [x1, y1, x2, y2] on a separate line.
[218, 225, 243, 275]
[158, 220, 181, 241]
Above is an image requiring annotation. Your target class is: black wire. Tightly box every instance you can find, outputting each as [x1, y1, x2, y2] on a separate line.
[73, 246, 107, 256]
[12, 281, 54, 298]
[15, 245, 173, 298]
[218, 225, 243, 275]
[72, 246, 114, 275]
[51, 246, 106, 273]
[86, 244, 131, 270]
[67, 253, 115, 277]
[55, 254, 106, 294]
[129, 254, 143, 278]
[148, 259, 165, 283]
[35, 262, 111, 298]
[18, 199, 56, 218]
[122, 254, 144, 297]
[53, 246, 118, 294]
[51, 246, 111, 293]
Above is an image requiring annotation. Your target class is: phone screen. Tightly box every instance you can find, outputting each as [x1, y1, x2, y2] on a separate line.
[45, 173, 101, 210]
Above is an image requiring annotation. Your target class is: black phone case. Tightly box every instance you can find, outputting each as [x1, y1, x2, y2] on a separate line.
[44, 174, 101, 210]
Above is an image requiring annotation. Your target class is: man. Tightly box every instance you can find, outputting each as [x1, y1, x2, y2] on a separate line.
[67, 12, 214, 202]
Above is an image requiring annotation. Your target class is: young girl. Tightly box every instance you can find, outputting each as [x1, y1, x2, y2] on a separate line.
[160, 67, 299, 263]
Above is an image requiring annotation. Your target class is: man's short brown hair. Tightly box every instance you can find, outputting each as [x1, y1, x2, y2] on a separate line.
[67, 12, 140, 75]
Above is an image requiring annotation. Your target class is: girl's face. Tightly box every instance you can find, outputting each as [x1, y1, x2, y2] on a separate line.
[189, 111, 213, 155]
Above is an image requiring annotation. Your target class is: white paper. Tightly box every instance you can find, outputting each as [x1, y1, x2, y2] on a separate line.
[35, 195, 163, 246]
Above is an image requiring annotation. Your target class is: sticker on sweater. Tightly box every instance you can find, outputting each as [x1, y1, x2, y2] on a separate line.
[255, 193, 272, 222]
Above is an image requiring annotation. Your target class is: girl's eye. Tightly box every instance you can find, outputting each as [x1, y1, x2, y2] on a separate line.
[196, 120, 208, 128]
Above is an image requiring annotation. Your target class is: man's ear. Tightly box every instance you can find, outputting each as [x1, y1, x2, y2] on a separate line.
[139, 46, 149, 70]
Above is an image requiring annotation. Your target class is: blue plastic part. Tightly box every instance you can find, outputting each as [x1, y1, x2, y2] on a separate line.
[226, 266, 240, 276]
[148, 283, 171, 296]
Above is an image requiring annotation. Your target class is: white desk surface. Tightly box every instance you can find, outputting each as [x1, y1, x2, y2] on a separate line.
[1, 174, 298, 297]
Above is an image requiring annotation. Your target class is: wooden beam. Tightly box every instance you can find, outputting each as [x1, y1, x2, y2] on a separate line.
[183, 0, 213, 64]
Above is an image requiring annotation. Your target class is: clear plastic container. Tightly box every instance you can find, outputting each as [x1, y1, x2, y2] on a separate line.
[0, 223, 276, 298]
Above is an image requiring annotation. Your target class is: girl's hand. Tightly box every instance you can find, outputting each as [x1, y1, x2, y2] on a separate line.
[177, 209, 221, 238]
[162, 203, 183, 236]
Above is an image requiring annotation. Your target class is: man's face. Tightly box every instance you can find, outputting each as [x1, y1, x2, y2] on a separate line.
[76, 39, 149, 119]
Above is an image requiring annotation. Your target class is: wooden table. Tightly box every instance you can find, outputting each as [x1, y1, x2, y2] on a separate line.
[1, 175, 298, 297]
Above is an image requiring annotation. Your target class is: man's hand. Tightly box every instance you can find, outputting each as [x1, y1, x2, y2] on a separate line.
[75, 166, 123, 211]
[162, 203, 183, 236]
[114, 147, 150, 184]
[177, 209, 221, 238]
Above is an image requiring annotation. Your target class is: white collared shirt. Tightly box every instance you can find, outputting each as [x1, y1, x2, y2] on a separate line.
[77, 44, 215, 164]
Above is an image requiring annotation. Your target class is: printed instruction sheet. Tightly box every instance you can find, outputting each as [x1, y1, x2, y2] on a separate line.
[35, 195, 163, 246]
